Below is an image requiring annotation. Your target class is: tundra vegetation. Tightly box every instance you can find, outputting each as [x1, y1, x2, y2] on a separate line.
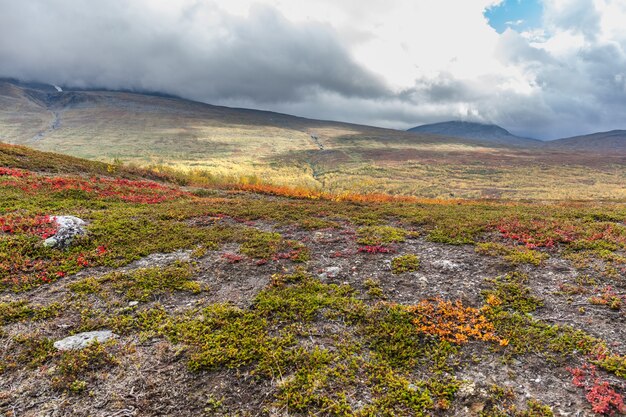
[0, 142, 625, 416]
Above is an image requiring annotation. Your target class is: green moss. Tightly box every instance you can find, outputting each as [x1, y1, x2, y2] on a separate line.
[239, 230, 309, 261]
[487, 308, 601, 359]
[519, 400, 555, 417]
[239, 231, 283, 258]
[0, 334, 56, 373]
[298, 217, 339, 230]
[76, 261, 206, 302]
[0, 301, 62, 325]
[476, 242, 548, 266]
[391, 254, 420, 274]
[357, 225, 407, 246]
[274, 345, 355, 414]
[172, 303, 294, 371]
[51, 341, 118, 392]
[68, 277, 102, 294]
[483, 272, 544, 314]
[364, 278, 385, 299]
[255, 272, 362, 323]
[594, 354, 626, 378]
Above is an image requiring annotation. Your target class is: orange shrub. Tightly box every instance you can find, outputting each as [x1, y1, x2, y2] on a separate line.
[405, 298, 507, 346]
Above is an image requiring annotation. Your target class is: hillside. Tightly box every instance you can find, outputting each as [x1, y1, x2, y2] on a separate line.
[1, 144, 625, 416]
[407, 121, 540, 147]
[1, 79, 626, 200]
[548, 130, 626, 153]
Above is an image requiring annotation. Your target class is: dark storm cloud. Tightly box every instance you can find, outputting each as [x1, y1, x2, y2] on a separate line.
[0, 0, 389, 103]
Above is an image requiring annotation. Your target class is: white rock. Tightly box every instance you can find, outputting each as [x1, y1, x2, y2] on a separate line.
[53, 330, 115, 351]
[43, 215, 87, 248]
[457, 380, 477, 398]
[432, 259, 462, 271]
[318, 266, 341, 279]
[128, 301, 139, 307]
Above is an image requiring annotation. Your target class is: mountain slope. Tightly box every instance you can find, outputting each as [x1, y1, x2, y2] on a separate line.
[547, 130, 626, 153]
[1, 79, 626, 200]
[407, 121, 540, 146]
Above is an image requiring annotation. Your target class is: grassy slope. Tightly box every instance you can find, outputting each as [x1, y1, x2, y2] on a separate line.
[1, 81, 625, 200]
[1, 145, 625, 416]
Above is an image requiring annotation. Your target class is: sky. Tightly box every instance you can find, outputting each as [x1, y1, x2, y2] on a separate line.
[1, 0, 625, 139]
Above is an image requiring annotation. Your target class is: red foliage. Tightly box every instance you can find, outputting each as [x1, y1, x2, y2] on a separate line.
[0, 215, 58, 238]
[76, 254, 89, 267]
[495, 218, 578, 249]
[589, 286, 623, 310]
[358, 245, 392, 254]
[222, 253, 244, 264]
[567, 364, 625, 415]
[272, 248, 305, 261]
[0, 167, 188, 204]
[587, 382, 626, 415]
[0, 167, 30, 178]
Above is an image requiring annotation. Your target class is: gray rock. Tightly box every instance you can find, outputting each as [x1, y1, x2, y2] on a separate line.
[319, 266, 341, 279]
[43, 216, 86, 248]
[53, 330, 115, 351]
[432, 259, 462, 271]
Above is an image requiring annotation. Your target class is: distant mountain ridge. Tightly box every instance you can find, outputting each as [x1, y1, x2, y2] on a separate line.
[407, 121, 540, 146]
[408, 120, 625, 153]
[547, 130, 626, 153]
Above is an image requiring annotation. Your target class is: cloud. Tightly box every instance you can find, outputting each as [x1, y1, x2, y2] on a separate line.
[0, 0, 388, 103]
[0, 0, 625, 139]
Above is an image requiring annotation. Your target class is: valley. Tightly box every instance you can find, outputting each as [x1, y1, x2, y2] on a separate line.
[1, 79, 625, 200]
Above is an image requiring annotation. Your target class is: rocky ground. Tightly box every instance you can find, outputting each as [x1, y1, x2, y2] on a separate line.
[2, 214, 625, 416]
[1, 144, 625, 416]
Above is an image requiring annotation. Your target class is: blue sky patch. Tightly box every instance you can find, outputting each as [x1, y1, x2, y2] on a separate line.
[484, 0, 543, 33]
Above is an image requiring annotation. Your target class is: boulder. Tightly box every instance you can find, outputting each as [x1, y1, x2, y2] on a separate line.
[53, 330, 115, 351]
[43, 215, 86, 248]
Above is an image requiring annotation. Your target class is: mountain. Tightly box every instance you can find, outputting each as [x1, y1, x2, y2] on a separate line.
[407, 121, 540, 147]
[547, 130, 626, 153]
[1, 78, 626, 200]
[0, 78, 483, 159]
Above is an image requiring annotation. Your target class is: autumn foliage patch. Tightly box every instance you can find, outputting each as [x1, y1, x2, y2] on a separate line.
[404, 298, 507, 346]
[495, 218, 578, 249]
[358, 245, 393, 254]
[568, 363, 625, 415]
[0, 167, 187, 204]
[0, 214, 58, 238]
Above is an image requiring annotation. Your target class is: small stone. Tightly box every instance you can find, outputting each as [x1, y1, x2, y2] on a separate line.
[128, 301, 139, 306]
[318, 266, 341, 279]
[457, 380, 477, 398]
[53, 330, 115, 351]
[432, 259, 462, 271]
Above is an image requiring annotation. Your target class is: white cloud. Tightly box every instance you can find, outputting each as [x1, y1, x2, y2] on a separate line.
[0, 0, 624, 138]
